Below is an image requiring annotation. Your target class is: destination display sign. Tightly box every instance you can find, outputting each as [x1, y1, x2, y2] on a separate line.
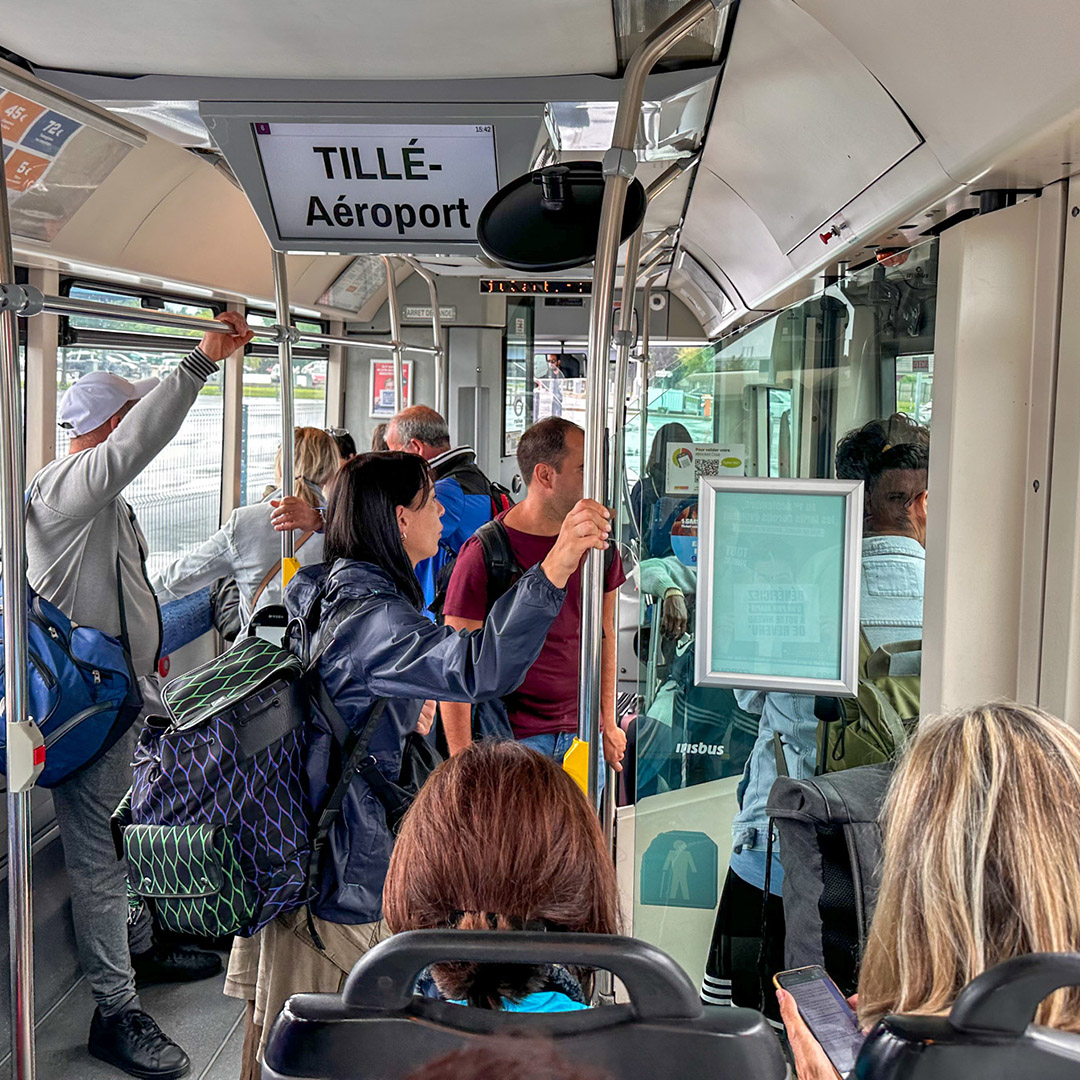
[253, 122, 498, 244]
[479, 279, 591, 295]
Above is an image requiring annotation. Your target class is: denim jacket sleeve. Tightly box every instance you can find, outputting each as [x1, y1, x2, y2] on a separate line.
[338, 563, 566, 703]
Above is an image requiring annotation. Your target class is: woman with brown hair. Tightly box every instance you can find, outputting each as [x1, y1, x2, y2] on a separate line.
[383, 740, 620, 1011]
[779, 702, 1080, 1078]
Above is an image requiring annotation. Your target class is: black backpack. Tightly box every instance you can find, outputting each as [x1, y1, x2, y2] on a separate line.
[765, 765, 893, 997]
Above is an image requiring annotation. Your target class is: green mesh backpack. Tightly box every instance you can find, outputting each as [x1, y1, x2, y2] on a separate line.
[816, 633, 921, 774]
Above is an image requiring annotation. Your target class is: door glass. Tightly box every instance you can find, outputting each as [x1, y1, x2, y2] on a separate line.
[627, 240, 939, 989]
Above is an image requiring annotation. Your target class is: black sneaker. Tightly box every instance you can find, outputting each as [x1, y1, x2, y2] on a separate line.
[88, 1008, 190, 1080]
[132, 942, 222, 986]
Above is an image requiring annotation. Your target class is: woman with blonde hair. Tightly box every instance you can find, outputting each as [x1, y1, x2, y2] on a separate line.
[154, 425, 341, 624]
[780, 703, 1080, 1078]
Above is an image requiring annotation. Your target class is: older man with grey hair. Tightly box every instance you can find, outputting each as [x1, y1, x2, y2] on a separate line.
[384, 405, 505, 611]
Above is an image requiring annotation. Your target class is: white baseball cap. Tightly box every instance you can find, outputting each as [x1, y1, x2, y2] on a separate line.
[58, 371, 159, 437]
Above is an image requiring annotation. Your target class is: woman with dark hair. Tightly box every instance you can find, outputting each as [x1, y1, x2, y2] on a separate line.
[245, 452, 611, 1070]
[384, 740, 620, 1011]
[630, 422, 693, 557]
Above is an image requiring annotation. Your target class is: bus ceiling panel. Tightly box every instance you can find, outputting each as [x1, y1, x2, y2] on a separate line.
[14, 128, 355, 313]
[794, 0, 1080, 183]
[669, 250, 736, 336]
[702, 0, 922, 256]
[681, 167, 794, 311]
[5, 0, 619, 81]
[683, 144, 953, 314]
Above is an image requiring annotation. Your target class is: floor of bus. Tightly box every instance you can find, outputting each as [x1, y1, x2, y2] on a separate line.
[0, 832, 244, 1079]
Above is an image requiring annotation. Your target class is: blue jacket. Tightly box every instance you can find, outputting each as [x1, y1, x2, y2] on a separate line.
[416, 447, 496, 608]
[730, 535, 925, 867]
[285, 557, 565, 924]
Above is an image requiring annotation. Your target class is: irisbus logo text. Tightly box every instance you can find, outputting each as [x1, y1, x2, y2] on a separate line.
[676, 742, 725, 756]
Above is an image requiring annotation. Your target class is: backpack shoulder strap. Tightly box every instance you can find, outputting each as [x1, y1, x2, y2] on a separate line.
[304, 694, 389, 948]
[475, 518, 522, 614]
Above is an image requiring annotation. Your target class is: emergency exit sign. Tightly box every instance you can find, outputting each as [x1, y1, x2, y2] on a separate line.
[253, 122, 498, 244]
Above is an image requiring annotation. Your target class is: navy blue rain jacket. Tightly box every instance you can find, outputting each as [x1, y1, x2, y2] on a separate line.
[285, 557, 566, 924]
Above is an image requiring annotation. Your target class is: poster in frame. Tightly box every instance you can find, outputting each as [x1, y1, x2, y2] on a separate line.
[369, 359, 413, 418]
[695, 476, 864, 696]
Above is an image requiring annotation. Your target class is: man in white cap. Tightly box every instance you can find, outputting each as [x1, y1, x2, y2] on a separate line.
[26, 311, 253, 1080]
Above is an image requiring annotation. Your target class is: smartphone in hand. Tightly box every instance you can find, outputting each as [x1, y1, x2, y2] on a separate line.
[774, 965, 865, 1078]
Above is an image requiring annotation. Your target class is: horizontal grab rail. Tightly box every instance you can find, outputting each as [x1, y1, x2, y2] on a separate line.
[21, 292, 441, 356]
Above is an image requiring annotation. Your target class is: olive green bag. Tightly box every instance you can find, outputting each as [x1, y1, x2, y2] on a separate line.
[816, 633, 921, 774]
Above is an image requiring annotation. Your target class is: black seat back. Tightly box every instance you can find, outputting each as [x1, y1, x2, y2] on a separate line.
[262, 930, 787, 1079]
[856, 953, 1080, 1079]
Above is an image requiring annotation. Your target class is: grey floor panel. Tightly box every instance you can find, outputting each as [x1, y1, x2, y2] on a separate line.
[199, 1011, 245, 1080]
[30, 968, 243, 1080]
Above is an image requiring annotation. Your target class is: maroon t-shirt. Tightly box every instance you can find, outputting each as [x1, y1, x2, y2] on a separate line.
[442, 512, 626, 738]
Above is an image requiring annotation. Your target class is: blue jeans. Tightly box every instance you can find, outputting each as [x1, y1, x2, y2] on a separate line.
[516, 732, 606, 794]
[517, 731, 577, 763]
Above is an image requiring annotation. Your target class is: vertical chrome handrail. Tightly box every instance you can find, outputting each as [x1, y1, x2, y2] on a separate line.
[577, 0, 727, 807]
[398, 257, 446, 416]
[0, 138, 36, 1080]
[382, 256, 405, 411]
[611, 227, 644, 515]
[273, 251, 296, 562]
[593, 761, 619, 1006]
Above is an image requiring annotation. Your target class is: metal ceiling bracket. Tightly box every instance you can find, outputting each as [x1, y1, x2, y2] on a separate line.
[602, 146, 638, 181]
[0, 284, 44, 318]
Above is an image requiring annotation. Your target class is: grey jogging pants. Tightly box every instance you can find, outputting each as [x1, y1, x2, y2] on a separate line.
[52, 720, 154, 1018]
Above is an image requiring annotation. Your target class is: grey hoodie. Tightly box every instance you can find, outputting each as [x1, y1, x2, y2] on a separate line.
[26, 348, 219, 677]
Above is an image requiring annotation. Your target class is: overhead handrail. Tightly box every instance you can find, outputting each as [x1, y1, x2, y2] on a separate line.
[6, 290, 439, 356]
[397, 256, 447, 417]
[577, 0, 729, 806]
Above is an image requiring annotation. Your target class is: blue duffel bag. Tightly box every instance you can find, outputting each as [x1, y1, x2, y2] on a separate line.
[0, 572, 142, 788]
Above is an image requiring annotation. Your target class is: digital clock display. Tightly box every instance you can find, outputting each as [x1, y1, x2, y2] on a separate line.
[479, 279, 592, 295]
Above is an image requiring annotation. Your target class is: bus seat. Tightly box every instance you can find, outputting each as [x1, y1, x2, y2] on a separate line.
[261, 930, 787, 1080]
[856, 953, 1080, 1079]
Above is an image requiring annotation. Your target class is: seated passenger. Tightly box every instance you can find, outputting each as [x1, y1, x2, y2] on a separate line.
[702, 422, 929, 1021]
[244, 452, 610, 1072]
[630, 422, 693, 557]
[326, 425, 357, 460]
[152, 427, 340, 625]
[383, 740, 619, 1011]
[779, 702, 1080, 1080]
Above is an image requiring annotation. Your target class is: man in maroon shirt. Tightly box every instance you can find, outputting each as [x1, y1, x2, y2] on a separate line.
[442, 418, 628, 771]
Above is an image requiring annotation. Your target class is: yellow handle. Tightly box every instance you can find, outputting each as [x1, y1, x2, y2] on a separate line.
[281, 557, 301, 587]
[561, 737, 590, 795]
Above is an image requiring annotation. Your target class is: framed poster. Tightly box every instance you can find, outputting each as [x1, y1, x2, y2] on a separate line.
[695, 477, 863, 696]
[369, 360, 413, 418]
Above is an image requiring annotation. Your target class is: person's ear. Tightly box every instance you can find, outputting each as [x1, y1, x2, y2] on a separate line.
[534, 463, 554, 491]
[396, 503, 410, 535]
